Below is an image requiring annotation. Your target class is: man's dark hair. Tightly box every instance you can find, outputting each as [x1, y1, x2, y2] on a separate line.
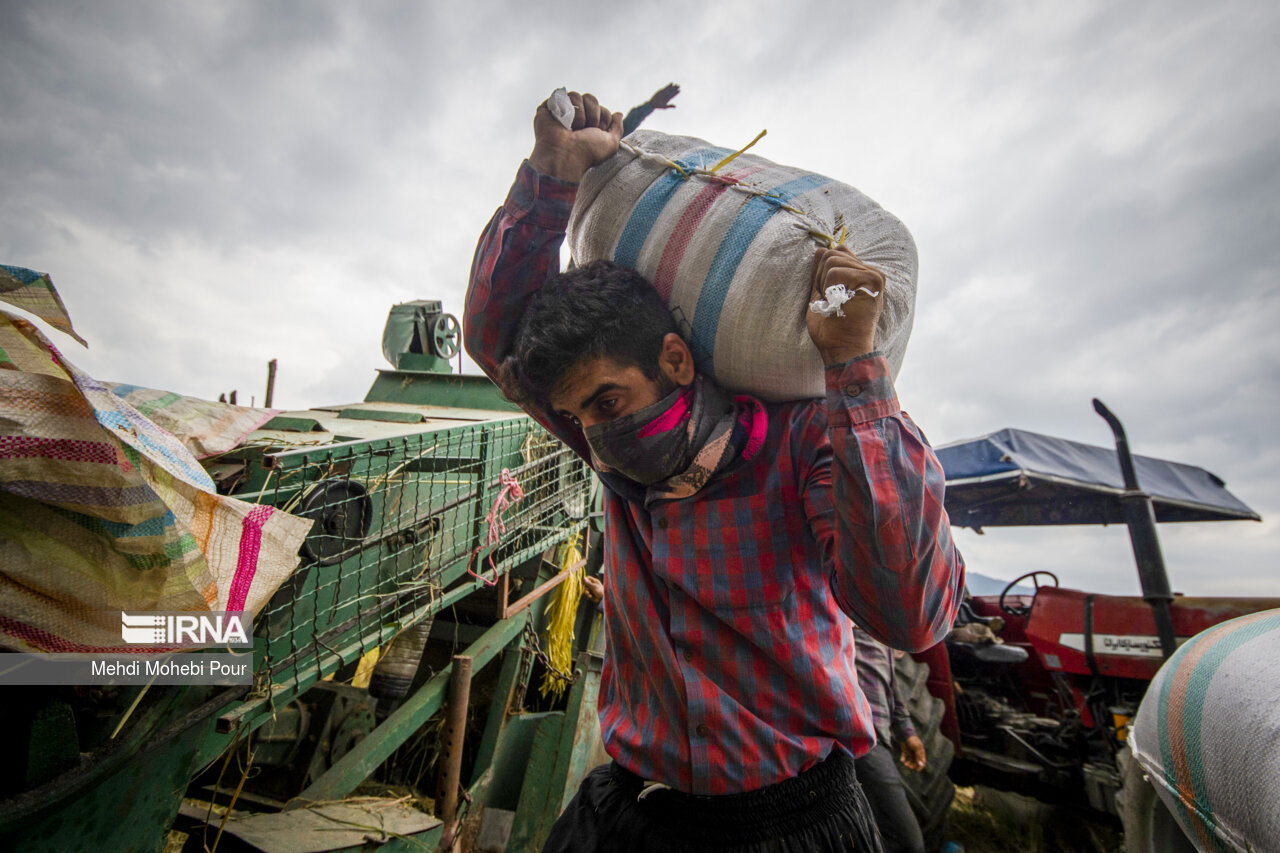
[499, 260, 679, 411]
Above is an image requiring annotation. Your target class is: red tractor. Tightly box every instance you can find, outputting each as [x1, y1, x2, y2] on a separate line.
[896, 401, 1276, 853]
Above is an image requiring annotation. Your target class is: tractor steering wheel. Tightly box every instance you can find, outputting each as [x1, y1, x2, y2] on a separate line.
[998, 571, 1060, 617]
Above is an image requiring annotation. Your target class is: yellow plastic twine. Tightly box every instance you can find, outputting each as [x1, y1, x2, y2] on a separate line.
[538, 532, 587, 700]
[624, 129, 848, 248]
[806, 224, 849, 250]
[708, 128, 768, 175]
[636, 128, 769, 182]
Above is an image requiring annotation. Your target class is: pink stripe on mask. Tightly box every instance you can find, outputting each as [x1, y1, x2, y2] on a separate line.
[638, 387, 693, 438]
[734, 395, 768, 460]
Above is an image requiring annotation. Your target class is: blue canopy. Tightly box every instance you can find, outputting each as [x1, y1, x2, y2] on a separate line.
[936, 428, 1260, 528]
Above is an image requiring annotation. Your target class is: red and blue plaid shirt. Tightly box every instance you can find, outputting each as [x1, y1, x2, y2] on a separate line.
[465, 161, 965, 795]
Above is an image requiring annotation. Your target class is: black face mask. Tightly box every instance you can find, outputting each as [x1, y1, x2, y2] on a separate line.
[584, 383, 693, 486]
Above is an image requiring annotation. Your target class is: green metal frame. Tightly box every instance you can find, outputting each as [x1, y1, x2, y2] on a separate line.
[366, 368, 522, 412]
[299, 610, 528, 802]
[1, 339, 603, 852]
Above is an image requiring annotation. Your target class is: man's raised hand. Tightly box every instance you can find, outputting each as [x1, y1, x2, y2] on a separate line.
[806, 245, 886, 366]
[530, 91, 623, 184]
[647, 83, 680, 110]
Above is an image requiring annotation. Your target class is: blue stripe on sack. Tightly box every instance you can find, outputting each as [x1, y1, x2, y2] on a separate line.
[612, 147, 730, 269]
[100, 509, 179, 539]
[0, 264, 44, 285]
[689, 173, 831, 372]
[1179, 613, 1280, 850]
[1155, 625, 1215, 845]
[94, 409, 217, 490]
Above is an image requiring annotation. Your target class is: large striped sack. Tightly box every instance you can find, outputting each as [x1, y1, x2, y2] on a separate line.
[0, 271, 311, 653]
[567, 130, 917, 401]
[1131, 609, 1280, 853]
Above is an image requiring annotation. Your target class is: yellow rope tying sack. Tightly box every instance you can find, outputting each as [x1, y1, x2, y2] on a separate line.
[708, 128, 768, 174]
[538, 532, 586, 700]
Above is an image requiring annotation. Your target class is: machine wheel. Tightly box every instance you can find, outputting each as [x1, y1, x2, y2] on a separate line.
[431, 312, 461, 359]
[297, 478, 373, 565]
[1117, 746, 1197, 853]
[894, 653, 956, 852]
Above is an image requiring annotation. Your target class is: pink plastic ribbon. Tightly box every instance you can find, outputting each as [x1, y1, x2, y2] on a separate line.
[465, 468, 525, 587]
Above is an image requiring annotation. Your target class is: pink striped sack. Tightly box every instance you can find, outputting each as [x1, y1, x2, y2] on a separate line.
[567, 130, 918, 401]
[0, 270, 311, 653]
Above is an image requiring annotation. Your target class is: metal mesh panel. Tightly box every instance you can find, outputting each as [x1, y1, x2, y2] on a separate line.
[249, 416, 592, 690]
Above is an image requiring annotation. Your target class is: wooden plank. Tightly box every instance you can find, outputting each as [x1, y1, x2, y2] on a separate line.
[192, 799, 441, 853]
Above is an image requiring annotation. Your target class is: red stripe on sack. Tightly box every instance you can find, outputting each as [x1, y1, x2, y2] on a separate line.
[0, 614, 182, 654]
[1165, 621, 1235, 853]
[651, 165, 768, 302]
[228, 504, 273, 612]
[0, 435, 118, 466]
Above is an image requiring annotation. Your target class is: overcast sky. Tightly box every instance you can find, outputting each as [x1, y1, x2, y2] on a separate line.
[3, 0, 1277, 598]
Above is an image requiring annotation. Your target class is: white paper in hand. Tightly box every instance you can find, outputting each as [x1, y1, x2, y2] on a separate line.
[548, 87, 575, 130]
[809, 283, 880, 318]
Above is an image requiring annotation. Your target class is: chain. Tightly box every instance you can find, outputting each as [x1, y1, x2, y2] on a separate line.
[522, 620, 579, 685]
[509, 643, 535, 714]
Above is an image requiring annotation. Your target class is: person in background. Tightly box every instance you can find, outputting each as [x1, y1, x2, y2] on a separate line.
[582, 573, 603, 605]
[853, 626, 928, 853]
[622, 82, 680, 136]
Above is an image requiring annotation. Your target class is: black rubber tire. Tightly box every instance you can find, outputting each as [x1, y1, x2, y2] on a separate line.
[893, 653, 956, 853]
[1117, 746, 1197, 853]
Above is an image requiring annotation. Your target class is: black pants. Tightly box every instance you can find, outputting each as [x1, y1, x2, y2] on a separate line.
[852, 743, 926, 853]
[542, 748, 885, 852]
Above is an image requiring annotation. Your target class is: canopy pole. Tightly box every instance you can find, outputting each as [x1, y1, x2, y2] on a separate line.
[1093, 399, 1177, 659]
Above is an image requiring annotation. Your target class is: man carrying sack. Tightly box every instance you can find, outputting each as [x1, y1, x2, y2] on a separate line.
[464, 90, 965, 852]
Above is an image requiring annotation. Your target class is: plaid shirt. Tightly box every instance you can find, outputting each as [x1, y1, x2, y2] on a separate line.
[465, 161, 964, 795]
[853, 626, 917, 746]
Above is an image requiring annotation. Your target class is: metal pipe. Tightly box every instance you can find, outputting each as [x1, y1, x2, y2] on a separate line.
[501, 551, 589, 619]
[1092, 399, 1177, 658]
[436, 654, 473, 851]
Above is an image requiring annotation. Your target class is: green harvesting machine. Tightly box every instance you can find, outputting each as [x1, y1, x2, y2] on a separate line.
[2, 301, 609, 852]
